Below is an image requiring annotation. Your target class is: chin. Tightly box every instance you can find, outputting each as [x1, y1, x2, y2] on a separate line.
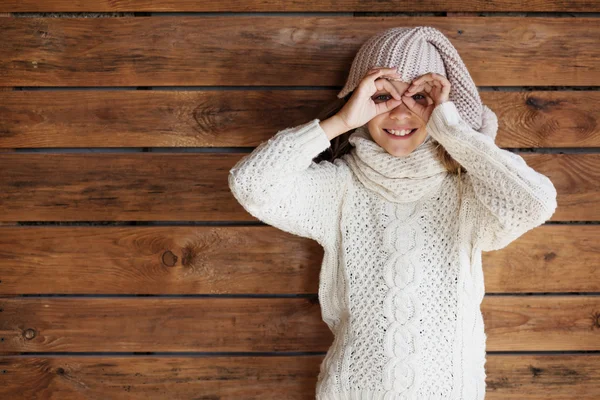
[371, 127, 428, 157]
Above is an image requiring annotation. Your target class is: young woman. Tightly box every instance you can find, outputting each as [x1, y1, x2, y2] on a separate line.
[228, 26, 557, 400]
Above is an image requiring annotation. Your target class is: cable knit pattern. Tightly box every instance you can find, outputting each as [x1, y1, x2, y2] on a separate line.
[228, 102, 558, 399]
[381, 201, 423, 395]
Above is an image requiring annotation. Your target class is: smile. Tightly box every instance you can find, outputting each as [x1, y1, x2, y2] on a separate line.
[384, 128, 418, 139]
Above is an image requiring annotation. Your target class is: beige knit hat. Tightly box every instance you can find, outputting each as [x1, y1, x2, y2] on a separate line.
[338, 26, 497, 139]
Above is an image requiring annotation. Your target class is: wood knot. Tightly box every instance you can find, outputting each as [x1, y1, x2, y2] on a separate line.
[544, 252, 557, 261]
[192, 101, 230, 136]
[529, 365, 543, 377]
[590, 311, 600, 329]
[56, 367, 65, 375]
[23, 328, 36, 340]
[162, 250, 178, 267]
[526, 96, 562, 112]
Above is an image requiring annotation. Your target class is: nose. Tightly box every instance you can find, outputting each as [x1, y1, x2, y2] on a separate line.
[388, 100, 412, 118]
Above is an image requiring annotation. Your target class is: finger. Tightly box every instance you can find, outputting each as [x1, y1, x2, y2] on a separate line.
[427, 74, 451, 103]
[409, 73, 435, 90]
[363, 68, 382, 79]
[423, 81, 434, 93]
[431, 72, 450, 85]
[376, 69, 401, 81]
[406, 81, 425, 95]
[374, 78, 387, 92]
[411, 81, 433, 98]
[381, 79, 402, 100]
[364, 68, 389, 81]
[429, 80, 441, 96]
[419, 72, 450, 90]
[364, 68, 401, 87]
[376, 98, 403, 115]
[438, 77, 451, 100]
[373, 78, 401, 100]
[414, 72, 436, 83]
[401, 92, 416, 108]
[373, 79, 387, 90]
[428, 85, 440, 104]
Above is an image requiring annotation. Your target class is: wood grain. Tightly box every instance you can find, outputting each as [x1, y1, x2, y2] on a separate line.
[0, 354, 598, 400]
[0, 90, 598, 148]
[0, 225, 598, 295]
[0, 296, 598, 352]
[1, 8, 598, 399]
[0, 226, 325, 295]
[0, 17, 598, 87]
[3, 1, 600, 12]
[0, 152, 595, 221]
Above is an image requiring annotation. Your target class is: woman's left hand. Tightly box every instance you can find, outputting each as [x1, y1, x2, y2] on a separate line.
[401, 72, 451, 123]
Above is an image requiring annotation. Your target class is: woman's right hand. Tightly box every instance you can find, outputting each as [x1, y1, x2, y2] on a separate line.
[336, 67, 404, 132]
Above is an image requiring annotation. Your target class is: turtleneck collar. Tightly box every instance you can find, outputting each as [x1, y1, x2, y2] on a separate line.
[341, 125, 448, 203]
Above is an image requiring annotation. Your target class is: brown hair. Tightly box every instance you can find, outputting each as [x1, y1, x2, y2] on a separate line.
[312, 92, 467, 202]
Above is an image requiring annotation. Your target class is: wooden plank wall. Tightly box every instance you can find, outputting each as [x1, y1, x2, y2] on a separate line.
[1, 2, 599, 399]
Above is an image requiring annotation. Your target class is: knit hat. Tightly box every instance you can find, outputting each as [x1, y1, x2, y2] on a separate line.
[337, 26, 497, 139]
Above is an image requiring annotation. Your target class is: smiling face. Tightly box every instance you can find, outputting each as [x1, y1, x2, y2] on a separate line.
[366, 79, 434, 157]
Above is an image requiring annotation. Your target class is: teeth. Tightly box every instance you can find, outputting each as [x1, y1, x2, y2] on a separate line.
[387, 128, 413, 136]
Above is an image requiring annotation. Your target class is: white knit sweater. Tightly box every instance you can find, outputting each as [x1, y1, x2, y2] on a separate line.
[228, 101, 558, 400]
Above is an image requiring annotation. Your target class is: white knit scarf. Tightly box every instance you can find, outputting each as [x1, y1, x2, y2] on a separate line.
[342, 125, 448, 203]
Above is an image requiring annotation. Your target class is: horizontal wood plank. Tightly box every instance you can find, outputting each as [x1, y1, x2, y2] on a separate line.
[0, 153, 595, 221]
[483, 225, 600, 293]
[0, 354, 599, 400]
[0, 296, 598, 352]
[0, 355, 323, 400]
[3, 1, 599, 13]
[0, 226, 325, 295]
[1, 90, 598, 149]
[0, 225, 598, 294]
[1, 17, 598, 87]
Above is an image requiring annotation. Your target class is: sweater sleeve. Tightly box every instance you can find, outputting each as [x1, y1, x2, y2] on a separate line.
[426, 101, 558, 252]
[228, 118, 348, 247]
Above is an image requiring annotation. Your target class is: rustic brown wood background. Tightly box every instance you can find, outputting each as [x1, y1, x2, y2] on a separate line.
[1, 2, 599, 399]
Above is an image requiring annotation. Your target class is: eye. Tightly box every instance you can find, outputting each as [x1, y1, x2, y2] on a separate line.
[373, 94, 390, 102]
[373, 93, 427, 102]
